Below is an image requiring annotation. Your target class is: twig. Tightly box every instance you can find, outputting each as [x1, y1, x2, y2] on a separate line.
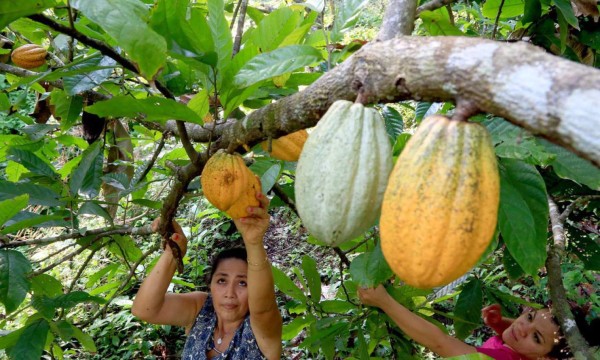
[67, 247, 100, 292]
[271, 183, 297, 214]
[31, 242, 76, 264]
[232, 0, 249, 56]
[29, 238, 106, 277]
[491, 0, 505, 39]
[546, 196, 593, 358]
[332, 246, 351, 267]
[559, 195, 600, 223]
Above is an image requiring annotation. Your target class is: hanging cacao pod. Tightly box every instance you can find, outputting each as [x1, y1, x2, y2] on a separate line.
[260, 129, 308, 162]
[201, 150, 253, 214]
[11, 44, 47, 69]
[295, 100, 393, 246]
[380, 115, 500, 289]
[224, 173, 261, 218]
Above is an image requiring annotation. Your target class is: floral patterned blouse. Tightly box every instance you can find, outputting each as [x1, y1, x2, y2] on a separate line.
[181, 295, 267, 360]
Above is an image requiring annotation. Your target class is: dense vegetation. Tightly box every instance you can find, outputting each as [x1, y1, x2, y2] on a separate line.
[0, 0, 599, 359]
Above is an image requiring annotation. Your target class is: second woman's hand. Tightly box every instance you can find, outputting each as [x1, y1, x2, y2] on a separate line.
[152, 217, 188, 256]
[233, 191, 270, 246]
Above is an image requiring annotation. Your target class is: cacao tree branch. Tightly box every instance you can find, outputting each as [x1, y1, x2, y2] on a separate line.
[416, 0, 456, 15]
[271, 183, 297, 214]
[232, 0, 249, 56]
[29, 238, 107, 277]
[546, 196, 593, 358]
[491, 0, 506, 40]
[333, 246, 351, 267]
[174, 37, 600, 168]
[67, 246, 100, 292]
[376, 0, 417, 41]
[0, 225, 153, 249]
[559, 195, 600, 223]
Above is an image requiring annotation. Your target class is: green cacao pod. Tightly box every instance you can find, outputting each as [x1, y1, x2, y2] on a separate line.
[295, 100, 393, 246]
[380, 115, 500, 289]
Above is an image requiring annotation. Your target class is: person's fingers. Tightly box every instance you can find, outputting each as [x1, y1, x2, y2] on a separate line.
[256, 191, 269, 209]
[171, 220, 184, 234]
[151, 217, 161, 232]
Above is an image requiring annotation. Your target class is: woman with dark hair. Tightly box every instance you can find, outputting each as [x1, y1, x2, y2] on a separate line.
[358, 285, 598, 359]
[132, 192, 282, 360]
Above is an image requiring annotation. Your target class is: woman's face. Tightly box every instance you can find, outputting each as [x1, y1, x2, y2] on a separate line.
[210, 258, 249, 322]
[501, 308, 561, 359]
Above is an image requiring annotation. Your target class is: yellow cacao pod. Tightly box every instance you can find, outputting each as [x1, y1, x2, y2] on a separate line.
[224, 172, 261, 218]
[260, 129, 308, 162]
[380, 115, 500, 289]
[11, 44, 47, 69]
[201, 150, 251, 212]
[296, 100, 393, 246]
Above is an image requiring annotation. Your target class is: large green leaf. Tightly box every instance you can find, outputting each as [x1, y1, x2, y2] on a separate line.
[6, 318, 49, 360]
[0, 0, 59, 29]
[282, 315, 314, 341]
[498, 158, 548, 275]
[208, 0, 233, 72]
[522, 0, 542, 24]
[0, 181, 63, 207]
[538, 139, 600, 190]
[150, 0, 213, 55]
[50, 91, 84, 130]
[71, 0, 167, 78]
[107, 235, 142, 262]
[349, 242, 393, 287]
[420, 9, 464, 36]
[63, 55, 117, 96]
[69, 140, 104, 198]
[272, 266, 307, 301]
[482, 0, 526, 19]
[1, 213, 64, 235]
[552, 0, 579, 29]
[0, 194, 29, 227]
[454, 278, 483, 340]
[32, 291, 106, 319]
[234, 45, 323, 88]
[78, 201, 114, 224]
[30, 274, 63, 298]
[330, 0, 369, 42]
[251, 7, 302, 52]
[7, 148, 59, 180]
[301, 255, 322, 302]
[381, 105, 404, 141]
[85, 96, 204, 124]
[0, 250, 32, 313]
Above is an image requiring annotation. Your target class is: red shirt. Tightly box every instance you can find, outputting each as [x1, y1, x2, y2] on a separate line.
[476, 335, 522, 360]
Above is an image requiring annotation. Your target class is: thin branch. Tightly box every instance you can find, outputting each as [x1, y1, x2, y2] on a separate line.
[546, 196, 594, 358]
[67, 247, 100, 292]
[232, 0, 249, 56]
[29, 238, 105, 277]
[0, 225, 153, 249]
[416, 0, 455, 16]
[271, 183, 297, 214]
[559, 195, 600, 223]
[230, 0, 242, 30]
[491, 0, 506, 39]
[333, 246, 351, 267]
[31, 242, 76, 264]
[176, 120, 199, 163]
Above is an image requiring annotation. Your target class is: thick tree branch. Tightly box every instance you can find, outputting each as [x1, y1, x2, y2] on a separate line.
[546, 196, 594, 358]
[168, 37, 600, 168]
[376, 0, 417, 40]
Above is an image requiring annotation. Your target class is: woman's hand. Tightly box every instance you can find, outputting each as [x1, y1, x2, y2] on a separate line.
[482, 304, 502, 327]
[233, 190, 270, 246]
[152, 218, 188, 256]
[358, 284, 390, 309]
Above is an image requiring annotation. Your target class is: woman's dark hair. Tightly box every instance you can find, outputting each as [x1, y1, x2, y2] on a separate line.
[547, 305, 600, 359]
[207, 247, 247, 283]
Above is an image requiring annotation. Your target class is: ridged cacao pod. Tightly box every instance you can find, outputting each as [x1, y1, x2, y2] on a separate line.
[11, 44, 47, 69]
[260, 129, 308, 162]
[224, 173, 260, 218]
[380, 115, 500, 289]
[295, 100, 393, 246]
[201, 150, 252, 212]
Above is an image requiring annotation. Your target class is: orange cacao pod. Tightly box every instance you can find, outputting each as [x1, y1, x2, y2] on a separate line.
[11, 44, 47, 69]
[201, 150, 251, 212]
[260, 129, 308, 162]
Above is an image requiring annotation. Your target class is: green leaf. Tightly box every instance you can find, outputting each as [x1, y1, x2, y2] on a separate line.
[30, 274, 63, 298]
[502, 246, 525, 280]
[0, 180, 63, 207]
[454, 278, 483, 340]
[272, 266, 307, 301]
[235, 45, 323, 88]
[420, 9, 464, 35]
[251, 7, 302, 52]
[522, 0, 541, 24]
[71, 0, 167, 78]
[482, 0, 526, 19]
[319, 300, 357, 313]
[250, 161, 282, 193]
[415, 102, 432, 122]
[0, 194, 29, 227]
[86, 96, 204, 124]
[208, 0, 233, 72]
[6, 318, 49, 360]
[381, 105, 403, 141]
[69, 140, 104, 198]
[71, 325, 97, 352]
[282, 315, 314, 341]
[7, 148, 59, 179]
[330, 0, 369, 42]
[552, 0, 579, 29]
[0, 93, 10, 111]
[538, 139, 600, 190]
[79, 201, 114, 224]
[63, 55, 117, 96]
[498, 158, 548, 275]
[349, 242, 393, 287]
[570, 229, 600, 271]
[1, 213, 64, 235]
[301, 255, 321, 301]
[107, 235, 142, 262]
[0, 0, 59, 29]
[50, 91, 84, 130]
[0, 250, 32, 313]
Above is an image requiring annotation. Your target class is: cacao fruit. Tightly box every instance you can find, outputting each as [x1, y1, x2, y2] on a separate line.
[201, 150, 252, 212]
[295, 100, 393, 246]
[260, 129, 308, 162]
[380, 115, 500, 289]
[11, 44, 47, 69]
[224, 173, 261, 218]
